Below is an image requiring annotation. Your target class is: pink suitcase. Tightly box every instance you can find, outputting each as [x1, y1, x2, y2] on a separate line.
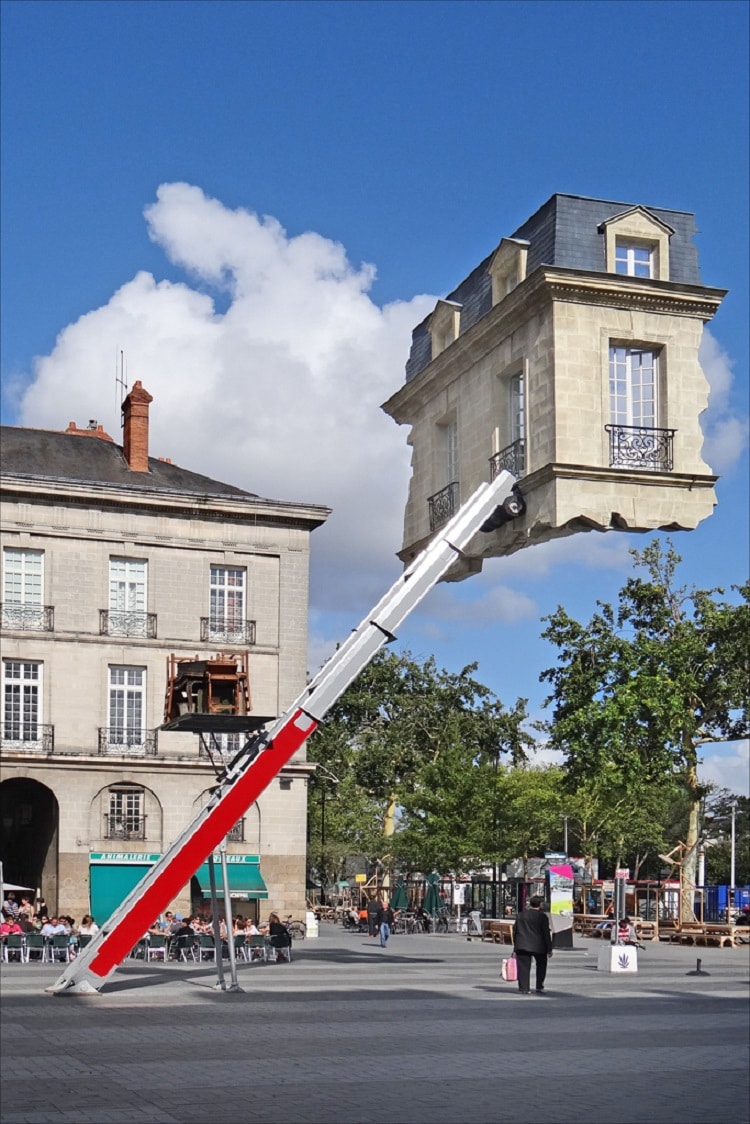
[501, 955, 518, 982]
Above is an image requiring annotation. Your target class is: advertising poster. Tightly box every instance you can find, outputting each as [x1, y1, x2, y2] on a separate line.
[548, 864, 574, 915]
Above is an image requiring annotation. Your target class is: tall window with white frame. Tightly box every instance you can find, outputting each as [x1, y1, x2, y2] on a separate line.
[444, 419, 458, 488]
[209, 565, 246, 644]
[108, 666, 145, 749]
[2, 548, 44, 630]
[615, 240, 654, 278]
[108, 558, 147, 637]
[608, 346, 670, 470]
[509, 372, 526, 475]
[107, 787, 145, 840]
[428, 420, 459, 530]
[2, 660, 42, 745]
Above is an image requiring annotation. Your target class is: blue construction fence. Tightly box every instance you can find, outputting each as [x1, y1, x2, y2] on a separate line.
[703, 885, 750, 921]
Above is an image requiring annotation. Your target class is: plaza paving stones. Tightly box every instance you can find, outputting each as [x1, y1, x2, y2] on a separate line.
[1, 928, 748, 1124]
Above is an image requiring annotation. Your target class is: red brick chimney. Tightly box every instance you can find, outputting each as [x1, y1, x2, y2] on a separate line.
[121, 381, 153, 472]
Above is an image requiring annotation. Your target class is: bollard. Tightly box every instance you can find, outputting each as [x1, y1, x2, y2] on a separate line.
[686, 957, 710, 976]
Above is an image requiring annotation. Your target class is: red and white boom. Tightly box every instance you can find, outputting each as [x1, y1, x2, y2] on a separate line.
[49, 471, 519, 994]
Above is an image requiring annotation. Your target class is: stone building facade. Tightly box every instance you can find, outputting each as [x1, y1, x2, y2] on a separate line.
[382, 194, 726, 578]
[0, 383, 330, 924]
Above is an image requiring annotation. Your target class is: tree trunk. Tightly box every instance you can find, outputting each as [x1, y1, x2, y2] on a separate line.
[680, 763, 701, 923]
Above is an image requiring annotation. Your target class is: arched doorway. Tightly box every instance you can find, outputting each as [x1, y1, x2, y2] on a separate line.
[0, 778, 59, 910]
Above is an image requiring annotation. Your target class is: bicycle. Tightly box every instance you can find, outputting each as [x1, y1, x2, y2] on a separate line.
[285, 916, 307, 940]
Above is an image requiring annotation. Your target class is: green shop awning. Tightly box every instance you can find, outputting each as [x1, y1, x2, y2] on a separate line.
[195, 857, 268, 900]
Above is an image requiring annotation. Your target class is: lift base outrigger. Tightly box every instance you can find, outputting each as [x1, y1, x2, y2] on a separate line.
[48, 471, 522, 995]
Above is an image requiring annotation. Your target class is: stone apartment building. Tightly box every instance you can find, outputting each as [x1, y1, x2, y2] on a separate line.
[0, 382, 330, 924]
[383, 193, 726, 578]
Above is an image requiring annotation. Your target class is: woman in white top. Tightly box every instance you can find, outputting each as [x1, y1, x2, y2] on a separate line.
[77, 914, 100, 937]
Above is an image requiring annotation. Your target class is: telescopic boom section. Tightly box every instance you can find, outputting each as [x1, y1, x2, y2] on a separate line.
[48, 471, 519, 994]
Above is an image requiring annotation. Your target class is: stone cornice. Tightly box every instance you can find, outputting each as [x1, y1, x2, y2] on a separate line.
[0, 474, 331, 531]
[383, 267, 727, 422]
[523, 461, 719, 489]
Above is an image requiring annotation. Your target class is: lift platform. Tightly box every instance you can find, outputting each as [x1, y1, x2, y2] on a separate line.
[48, 470, 521, 994]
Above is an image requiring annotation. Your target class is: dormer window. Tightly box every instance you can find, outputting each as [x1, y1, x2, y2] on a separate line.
[429, 300, 462, 360]
[601, 207, 673, 281]
[489, 238, 529, 305]
[615, 241, 654, 278]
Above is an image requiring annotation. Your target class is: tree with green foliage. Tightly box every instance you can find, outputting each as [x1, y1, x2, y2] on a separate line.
[306, 649, 534, 884]
[540, 540, 749, 918]
[702, 790, 750, 887]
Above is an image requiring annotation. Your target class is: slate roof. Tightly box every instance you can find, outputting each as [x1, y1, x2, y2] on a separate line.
[404, 192, 705, 383]
[1, 426, 258, 500]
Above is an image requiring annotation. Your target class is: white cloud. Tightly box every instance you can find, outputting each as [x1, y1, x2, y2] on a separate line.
[18, 182, 435, 629]
[699, 328, 749, 473]
[698, 740, 750, 797]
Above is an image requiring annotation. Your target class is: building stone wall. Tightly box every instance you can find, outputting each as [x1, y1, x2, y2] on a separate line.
[384, 195, 725, 575]
[1, 402, 329, 924]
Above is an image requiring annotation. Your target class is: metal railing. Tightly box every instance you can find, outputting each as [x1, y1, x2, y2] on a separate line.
[489, 438, 525, 481]
[98, 728, 158, 756]
[427, 481, 460, 531]
[605, 424, 675, 471]
[99, 610, 157, 638]
[200, 617, 256, 645]
[104, 815, 147, 841]
[227, 818, 245, 842]
[1, 723, 55, 752]
[1, 603, 54, 631]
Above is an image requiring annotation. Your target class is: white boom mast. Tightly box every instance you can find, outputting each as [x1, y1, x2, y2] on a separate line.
[48, 471, 520, 994]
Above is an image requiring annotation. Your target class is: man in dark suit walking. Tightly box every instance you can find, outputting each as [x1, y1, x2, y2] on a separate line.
[512, 895, 553, 994]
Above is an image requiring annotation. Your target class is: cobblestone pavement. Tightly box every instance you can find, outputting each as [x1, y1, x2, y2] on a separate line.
[1, 928, 748, 1124]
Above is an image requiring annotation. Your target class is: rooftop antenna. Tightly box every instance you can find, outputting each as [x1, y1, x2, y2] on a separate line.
[115, 350, 128, 427]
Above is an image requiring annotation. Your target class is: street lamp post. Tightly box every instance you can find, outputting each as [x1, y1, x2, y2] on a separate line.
[563, 816, 569, 858]
[730, 801, 737, 909]
[316, 766, 339, 903]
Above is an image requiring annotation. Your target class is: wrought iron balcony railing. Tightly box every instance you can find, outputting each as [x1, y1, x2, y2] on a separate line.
[200, 617, 257, 645]
[98, 728, 158, 756]
[1, 603, 54, 631]
[605, 424, 675, 472]
[489, 438, 526, 481]
[227, 818, 245, 843]
[1, 723, 55, 753]
[427, 481, 460, 531]
[104, 815, 147, 841]
[99, 609, 157, 638]
[198, 732, 242, 761]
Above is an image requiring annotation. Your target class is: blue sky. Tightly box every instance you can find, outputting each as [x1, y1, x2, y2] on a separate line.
[2, 0, 748, 793]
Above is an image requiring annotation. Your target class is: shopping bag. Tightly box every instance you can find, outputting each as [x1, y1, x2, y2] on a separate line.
[501, 954, 517, 982]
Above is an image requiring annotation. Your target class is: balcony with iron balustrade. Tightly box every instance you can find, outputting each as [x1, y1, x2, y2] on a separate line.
[1, 603, 54, 631]
[1, 724, 55, 753]
[200, 617, 256, 645]
[98, 728, 158, 756]
[427, 481, 460, 531]
[605, 424, 675, 472]
[104, 814, 147, 841]
[489, 438, 525, 482]
[99, 609, 157, 639]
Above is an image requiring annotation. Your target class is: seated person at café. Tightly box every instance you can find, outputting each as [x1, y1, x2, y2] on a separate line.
[40, 916, 67, 938]
[267, 912, 291, 962]
[78, 915, 100, 937]
[170, 916, 197, 958]
[0, 913, 24, 959]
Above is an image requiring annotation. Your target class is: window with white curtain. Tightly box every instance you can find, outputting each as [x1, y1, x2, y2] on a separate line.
[108, 666, 145, 746]
[2, 660, 42, 742]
